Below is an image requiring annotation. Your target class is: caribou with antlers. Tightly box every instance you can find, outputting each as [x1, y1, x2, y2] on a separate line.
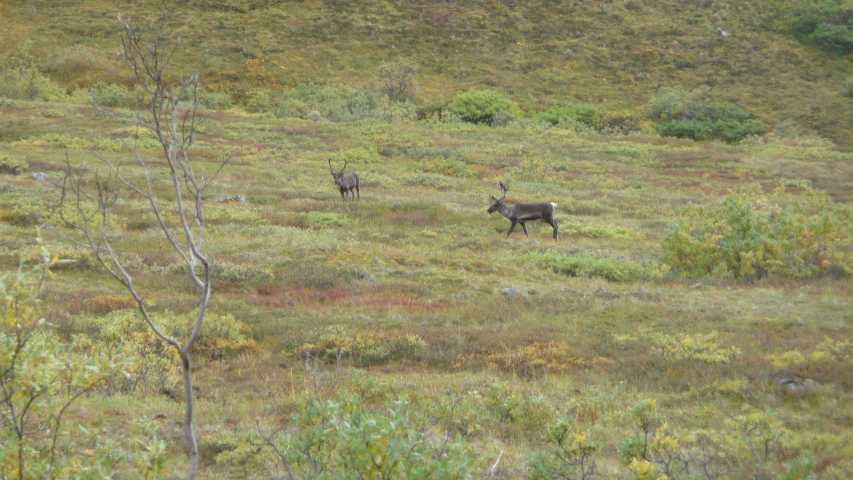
[328, 158, 360, 201]
[487, 181, 558, 240]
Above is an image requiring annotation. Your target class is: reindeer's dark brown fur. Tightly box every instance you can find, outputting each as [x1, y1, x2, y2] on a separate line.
[329, 158, 360, 201]
[487, 181, 558, 240]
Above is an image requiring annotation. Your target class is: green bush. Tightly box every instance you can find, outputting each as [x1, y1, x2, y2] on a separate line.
[656, 104, 768, 143]
[647, 86, 767, 142]
[261, 370, 475, 479]
[786, 0, 853, 53]
[328, 146, 381, 165]
[536, 104, 600, 128]
[377, 59, 418, 102]
[843, 76, 853, 99]
[658, 117, 768, 143]
[0, 247, 145, 478]
[301, 211, 350, 228]
[403, 172, 455, 190]
[661, 191, 853, 280]
[296, 325, 428, 367]
[528, 418, 598, 480]
[0, 155, 27, 175]
[247, 82, 417, 123]
[531, 252, 648, 282]
[418, 158, 475, 178]
[198, 91, 234, 110]
[446, 90, 522, 125]
[0, 54, 65, 101]
[645, 85, 709, 121]
[90, 82, 136, 108]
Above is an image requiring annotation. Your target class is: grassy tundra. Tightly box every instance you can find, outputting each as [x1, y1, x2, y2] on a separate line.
[1, 1, 853, 478]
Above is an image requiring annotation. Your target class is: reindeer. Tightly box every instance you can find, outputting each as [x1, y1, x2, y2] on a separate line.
[487, 181, 558, 240]
[328, 158, 360, 201]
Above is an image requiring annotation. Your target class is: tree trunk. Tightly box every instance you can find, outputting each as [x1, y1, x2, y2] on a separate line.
[181, 350, 198, 479]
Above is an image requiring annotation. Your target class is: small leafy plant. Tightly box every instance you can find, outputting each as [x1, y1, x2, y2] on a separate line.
[446, 90, 522, 125]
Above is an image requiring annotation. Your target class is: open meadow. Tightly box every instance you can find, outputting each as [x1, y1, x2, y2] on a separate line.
[2, 0, 853, 478]
[2, 96, 852, 478]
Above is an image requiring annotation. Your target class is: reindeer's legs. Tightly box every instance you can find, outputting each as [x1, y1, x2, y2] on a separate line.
[545, 215, 558, 240]
[355, 185, 360, 200]
[506, 221, 517, 238]
[521, 222, 529, 237]
[340, 190, 346, 201]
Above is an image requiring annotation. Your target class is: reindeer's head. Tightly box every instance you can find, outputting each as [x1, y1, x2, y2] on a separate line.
[487, 181, 508, 214]
[328, 158, 348, 187]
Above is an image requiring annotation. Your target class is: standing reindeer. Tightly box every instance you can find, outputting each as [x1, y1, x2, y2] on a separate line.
[328, 158, 360, 201]
[487, 181, 558, 240]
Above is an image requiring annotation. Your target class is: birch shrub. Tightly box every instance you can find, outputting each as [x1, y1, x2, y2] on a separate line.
[662, 190, 853, 280]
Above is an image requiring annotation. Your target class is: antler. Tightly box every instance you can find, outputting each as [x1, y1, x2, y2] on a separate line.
[340, 159, 348, 174]
[328, 158, 335, 174]
[497, 181, 508, 201]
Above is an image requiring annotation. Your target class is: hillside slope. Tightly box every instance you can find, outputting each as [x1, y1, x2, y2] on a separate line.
[0, 0, 851, 140]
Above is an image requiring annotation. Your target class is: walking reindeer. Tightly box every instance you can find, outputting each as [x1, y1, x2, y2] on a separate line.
[487, 181, 558, 240]
[328, 158, 360, 201]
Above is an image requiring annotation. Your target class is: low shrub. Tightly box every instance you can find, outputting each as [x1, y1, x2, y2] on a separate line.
[70, 309, 256, 396]
[786, 0, 853, 53]
[599, 110, 645, 135]
[656, 104, 768, 143]
[844, 76, 853, 99]
[418, 158, 475, 178]
[446, 89, 522, 125]
[0, 154, 27, 175]
[402, 172, 455, 190]
[531, 252, 648, 282]
[247, 82, 417, 123]
[327, 146, 380, 165]
[616, 330, 741, 364]
[90, 82, 136, 109]
[536, 104, 600, 128]
[377, 59, 418, 102]
[528, 418, 598, 480]
[485, 341, 613, 378]
[300, 211, 350, 228]
[661, 191, 853, 280]
[0, 54, 65, 101]
[296, 325, 428, 367]
[260, 370, 475, 479]
[198, 91, 233, 110]
[645, 85, 709, 121]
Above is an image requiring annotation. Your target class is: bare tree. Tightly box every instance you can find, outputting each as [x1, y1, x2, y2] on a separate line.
[50, 15, 230, 479]
[378, 60, 418, 102]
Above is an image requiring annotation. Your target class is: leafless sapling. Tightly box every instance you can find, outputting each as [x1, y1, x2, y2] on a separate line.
[50, 15, 231, 480]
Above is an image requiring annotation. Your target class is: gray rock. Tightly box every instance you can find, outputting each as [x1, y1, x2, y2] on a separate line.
[32, 172, 48, 181]
[502, 287, 520, 295]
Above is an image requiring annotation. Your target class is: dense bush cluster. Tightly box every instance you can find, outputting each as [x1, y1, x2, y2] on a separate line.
[0, 55, 64, 102]
[0, 154, 27, 175]
[445, 89, 522, 126]
[255, 369, 475, 479]
[531, 252, 648, 282]
[1, 251, 167, 478]
[647, 86, 767, 143]
[786, 0, 853, 53]
[662, 190, 853, 280]
[535, 104, 600, 128]
[247, 83, 417, 123]
[656, 104, 768, 143]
